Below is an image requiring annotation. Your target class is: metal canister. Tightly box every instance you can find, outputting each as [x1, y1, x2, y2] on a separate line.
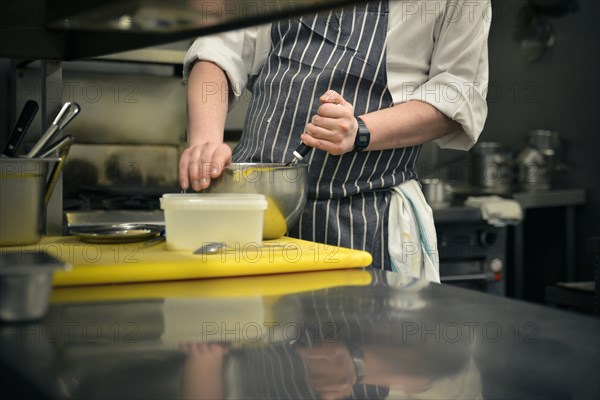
[421, 178, 453, 208]
[469, 142, 514, 193]
[0, 158, 59, 246]
[517, 131, 562, 191]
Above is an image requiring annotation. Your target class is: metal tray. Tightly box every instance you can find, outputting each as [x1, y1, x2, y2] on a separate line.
[69, 224, 164, 244]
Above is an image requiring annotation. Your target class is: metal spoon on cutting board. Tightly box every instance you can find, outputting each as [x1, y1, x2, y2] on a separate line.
[193, 242, 288, 255]
[194, 242, 228, 255]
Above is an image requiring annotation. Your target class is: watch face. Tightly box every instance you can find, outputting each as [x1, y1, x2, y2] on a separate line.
[354, 117, 370, 151]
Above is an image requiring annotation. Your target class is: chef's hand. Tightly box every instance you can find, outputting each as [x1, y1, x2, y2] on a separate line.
[179, 142, 232, 191]
[297, 343, 357, 400]
[301, 90, 360, 156]
[179, 342, 229, 400]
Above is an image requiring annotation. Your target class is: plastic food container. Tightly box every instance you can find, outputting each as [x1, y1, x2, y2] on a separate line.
[160, 193, 268, 251]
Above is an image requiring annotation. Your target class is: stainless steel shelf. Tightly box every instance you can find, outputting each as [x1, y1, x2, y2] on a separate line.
[432, 206, 483, 224]
[0, 0, 364, 60]
[512, 188, 586, 208]
[93, 48, 187, 65]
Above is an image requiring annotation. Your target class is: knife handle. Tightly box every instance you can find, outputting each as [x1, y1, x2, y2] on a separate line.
[3, 100, 38, 157]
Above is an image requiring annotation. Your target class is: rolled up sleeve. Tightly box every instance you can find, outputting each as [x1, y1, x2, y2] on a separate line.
[406, 0, 491, 150]
[183, 25, 271, 104]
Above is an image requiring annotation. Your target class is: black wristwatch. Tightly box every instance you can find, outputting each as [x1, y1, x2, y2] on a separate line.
[353, 116, 370, 152]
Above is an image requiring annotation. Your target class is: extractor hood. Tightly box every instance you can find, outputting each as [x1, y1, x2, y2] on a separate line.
[0, 0, 364, 60]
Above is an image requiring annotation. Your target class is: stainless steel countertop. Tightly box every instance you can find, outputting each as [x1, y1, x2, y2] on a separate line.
[1, 269, 598, 399]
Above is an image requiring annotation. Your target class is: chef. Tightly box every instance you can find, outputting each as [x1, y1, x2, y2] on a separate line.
[179, 0, 491, 280]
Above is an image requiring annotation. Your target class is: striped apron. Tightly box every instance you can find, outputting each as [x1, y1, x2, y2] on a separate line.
[233, 0, 421, 270]
[226, 274, 394, 399]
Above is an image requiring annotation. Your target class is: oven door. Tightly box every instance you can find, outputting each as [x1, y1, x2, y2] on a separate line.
[440, 260, 505, 295]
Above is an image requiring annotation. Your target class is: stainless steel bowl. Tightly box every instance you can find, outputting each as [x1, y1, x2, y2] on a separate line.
[205, 163, 309, 239]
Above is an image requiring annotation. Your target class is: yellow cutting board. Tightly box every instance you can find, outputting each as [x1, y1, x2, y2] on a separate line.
[50, 269, 373, 303]
[9, 236, 372, 287]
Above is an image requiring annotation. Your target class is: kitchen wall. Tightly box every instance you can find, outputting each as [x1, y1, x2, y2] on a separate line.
[432, 0, 600, 283]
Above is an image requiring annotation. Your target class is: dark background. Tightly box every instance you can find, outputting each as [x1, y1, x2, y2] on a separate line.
[488, 0, 599, 287]
[436, 0, 600, 291]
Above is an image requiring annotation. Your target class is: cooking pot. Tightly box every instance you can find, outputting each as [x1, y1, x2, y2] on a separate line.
[205, 163, 309, 239]
[0, 158, 64, 246]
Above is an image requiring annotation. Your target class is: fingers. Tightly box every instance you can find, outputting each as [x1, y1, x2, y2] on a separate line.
[320, 89, 347, 106]
[179, 152, 191, 190]
[179, 142, 232, 191]
[310, 382, 353, 395]
[210, 144, 232, 178]
[317, 387, 354, 400]
[310, 113, 354, 133]
[301, 90, 358, 156]
[317, 103, 351, 119]
[302, 116, 353, 155]
[301, 132, 345, 156]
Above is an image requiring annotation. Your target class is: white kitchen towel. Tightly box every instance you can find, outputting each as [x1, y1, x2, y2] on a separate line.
[388, 180, 440, 283]
[465, 196, 523, 227]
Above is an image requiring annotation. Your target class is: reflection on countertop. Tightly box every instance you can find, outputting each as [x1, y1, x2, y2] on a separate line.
[1, 269, 598, 399]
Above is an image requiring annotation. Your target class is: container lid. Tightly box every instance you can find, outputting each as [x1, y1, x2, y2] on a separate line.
[160, 193, 268, 210]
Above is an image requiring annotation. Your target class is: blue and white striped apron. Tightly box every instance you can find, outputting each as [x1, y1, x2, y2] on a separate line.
[233, 1, 421, 270]
[227, 273, 395, 399]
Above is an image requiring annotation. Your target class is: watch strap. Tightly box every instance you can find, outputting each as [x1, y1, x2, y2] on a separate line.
[348, 345, 366, 382]
[353, 117, 370, 152]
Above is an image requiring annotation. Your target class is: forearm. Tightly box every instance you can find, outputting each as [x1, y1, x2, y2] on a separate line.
[186, 60, 230, 145]
[302, 91, 462, 155]
[180, 60, 233, 190]
[360, 100, 461, 151]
